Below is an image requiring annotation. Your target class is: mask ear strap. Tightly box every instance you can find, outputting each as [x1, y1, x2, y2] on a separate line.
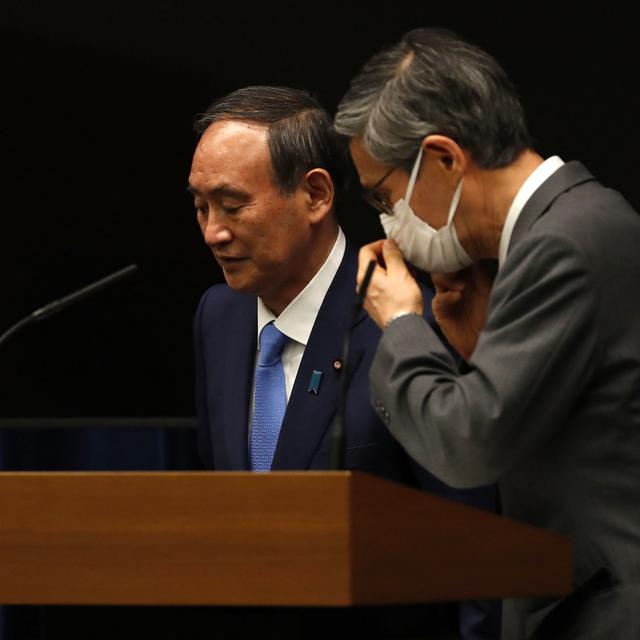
[447, 178, 463, 223]
[405, 146, 424, 201]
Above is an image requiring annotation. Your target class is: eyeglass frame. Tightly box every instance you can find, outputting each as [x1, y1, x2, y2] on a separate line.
[360, 165, 398, 216]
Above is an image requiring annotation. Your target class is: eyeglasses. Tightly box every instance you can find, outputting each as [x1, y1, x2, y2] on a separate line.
[361, 165, 397, 216]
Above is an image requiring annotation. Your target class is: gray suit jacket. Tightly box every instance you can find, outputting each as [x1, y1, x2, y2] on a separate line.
[370, 162, 640, 638]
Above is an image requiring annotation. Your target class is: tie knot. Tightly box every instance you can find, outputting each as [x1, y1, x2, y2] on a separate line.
[258, 323, 288, 366]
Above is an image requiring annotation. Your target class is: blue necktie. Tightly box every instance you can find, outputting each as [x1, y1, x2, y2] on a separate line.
[250, 322, 288, 471]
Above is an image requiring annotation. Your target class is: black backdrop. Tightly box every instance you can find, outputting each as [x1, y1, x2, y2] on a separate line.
[2, 2, 639, 420]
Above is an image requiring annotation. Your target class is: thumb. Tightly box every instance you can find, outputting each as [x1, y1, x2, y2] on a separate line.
[431, 272, 464, 293]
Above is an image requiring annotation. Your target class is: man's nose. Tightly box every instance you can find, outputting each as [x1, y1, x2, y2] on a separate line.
[203, 215, 233, 246]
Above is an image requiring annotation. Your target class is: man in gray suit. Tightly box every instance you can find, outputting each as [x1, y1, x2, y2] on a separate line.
[334, 27, 640, 639]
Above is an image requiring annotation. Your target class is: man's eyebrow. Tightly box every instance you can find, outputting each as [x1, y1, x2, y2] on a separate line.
[186, 183, 250, 199]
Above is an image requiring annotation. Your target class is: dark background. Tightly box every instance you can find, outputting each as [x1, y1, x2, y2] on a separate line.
[2, 2, 639, 419]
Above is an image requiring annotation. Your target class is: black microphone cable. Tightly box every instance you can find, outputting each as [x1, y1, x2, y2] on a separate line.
[329, 259, 377, 470]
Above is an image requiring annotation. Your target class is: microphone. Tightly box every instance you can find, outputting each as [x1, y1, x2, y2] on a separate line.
[329, 259, 377, 470]
[0, 264, 138, 349]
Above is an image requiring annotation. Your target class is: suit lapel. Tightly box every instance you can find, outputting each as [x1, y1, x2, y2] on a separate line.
[508, 161, 595, 254]
[271, 244, 363, 469]
[217, 294, 256, 469]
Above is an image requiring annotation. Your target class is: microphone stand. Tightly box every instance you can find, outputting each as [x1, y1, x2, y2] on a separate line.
[329, 259, 377, 470]
[0, 264, 138, 349]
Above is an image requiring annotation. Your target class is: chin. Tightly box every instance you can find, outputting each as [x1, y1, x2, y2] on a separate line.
[223, 273, 259, 295]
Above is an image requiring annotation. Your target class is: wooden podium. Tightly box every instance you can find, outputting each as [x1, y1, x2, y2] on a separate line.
[0, 471, 571, 606]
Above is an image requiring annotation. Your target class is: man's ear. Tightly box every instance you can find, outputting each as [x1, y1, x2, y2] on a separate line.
[421, 134, 467, 177]
[303, 168, 334, 223]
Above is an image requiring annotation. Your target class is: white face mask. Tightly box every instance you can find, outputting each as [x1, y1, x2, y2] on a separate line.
[379, 147, 472, 273]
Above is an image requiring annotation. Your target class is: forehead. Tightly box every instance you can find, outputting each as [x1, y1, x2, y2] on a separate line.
[189, 120, 272, 192]
[348, 137, 393, 189]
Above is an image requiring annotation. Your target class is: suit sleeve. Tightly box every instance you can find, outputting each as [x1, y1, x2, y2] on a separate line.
[194, 289, 215, 470]
[370, 228, 601, 488]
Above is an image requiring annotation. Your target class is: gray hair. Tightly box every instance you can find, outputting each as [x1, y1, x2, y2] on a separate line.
[334, 28, 532, 170]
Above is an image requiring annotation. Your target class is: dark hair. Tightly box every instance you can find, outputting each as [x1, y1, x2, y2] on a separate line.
[194, 86, 350, 198]
[334, 28, 532, 170]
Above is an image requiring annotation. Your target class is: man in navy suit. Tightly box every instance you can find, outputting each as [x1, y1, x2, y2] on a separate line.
[188, 86, 498, 639]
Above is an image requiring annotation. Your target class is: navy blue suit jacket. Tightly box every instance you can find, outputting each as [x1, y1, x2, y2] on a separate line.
[194, 242, 499, 639]
[194, 243, 496, 503]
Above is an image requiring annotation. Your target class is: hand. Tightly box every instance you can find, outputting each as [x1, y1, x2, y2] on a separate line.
[431, 261, 496, 361]
[357, 239, 423, 330]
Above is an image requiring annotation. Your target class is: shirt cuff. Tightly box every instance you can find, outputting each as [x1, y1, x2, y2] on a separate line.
[384, 310, 422, 330]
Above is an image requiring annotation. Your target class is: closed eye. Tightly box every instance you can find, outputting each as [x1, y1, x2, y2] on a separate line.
[194, 201, 208, 217]
[220, 203, 244, 214]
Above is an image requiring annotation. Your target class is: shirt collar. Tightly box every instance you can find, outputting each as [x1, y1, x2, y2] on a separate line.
[257, 227, 346, 345]
[498, 155, 565, 268]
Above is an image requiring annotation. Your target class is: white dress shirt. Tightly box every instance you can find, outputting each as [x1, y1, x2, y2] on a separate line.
[254, 227, 346, 405]
[498, 156, 565, 268]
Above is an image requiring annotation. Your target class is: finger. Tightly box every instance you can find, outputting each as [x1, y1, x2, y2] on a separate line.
[431, 273, 451, 293]
[381, 238, 409, 273]
[434, 289, 463, 307]
[432, 290, 463, 320]
[431, 271, 466, 292]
